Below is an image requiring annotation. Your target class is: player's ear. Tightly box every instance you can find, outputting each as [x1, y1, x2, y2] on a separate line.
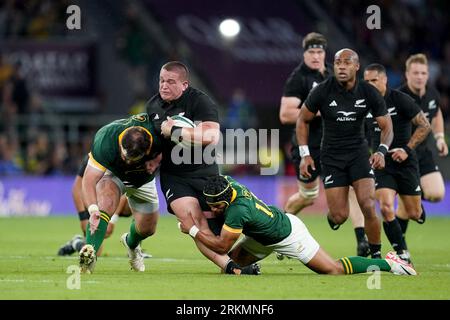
[182, 81, 188, 91]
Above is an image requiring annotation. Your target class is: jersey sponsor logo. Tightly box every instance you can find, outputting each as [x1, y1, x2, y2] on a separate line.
[324, 175, 334, 185]
[388, 107, 397, 116]
[336, 111, 357, 121]
[329, 100, 338, 107]
[165, 188, 174, 200]
[415, 185, 421, 192]
[428, 100, 437, 110]
[153, 114, 160, 120]
[366, 112, 373, 118]
[369, 169, 374, 175]
[354, 99, 366, 108]
[312, 81, 319, 88]
[131, 114, 147, 122]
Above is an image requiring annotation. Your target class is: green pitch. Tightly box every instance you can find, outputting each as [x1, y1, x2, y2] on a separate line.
[0, 215, 449, 299]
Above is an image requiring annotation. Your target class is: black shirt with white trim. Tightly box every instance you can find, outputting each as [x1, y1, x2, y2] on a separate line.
[398, 84, 441, 153]
[146, 87, 219, 176]
[370, 88, 421, 149]
[304, 76, 388, 152]
[283, 62, 332, 149]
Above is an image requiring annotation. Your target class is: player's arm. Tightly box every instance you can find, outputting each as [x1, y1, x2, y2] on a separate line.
[82, 154, 106, 207]
[296, 104, 317, 178]
[190, 121, 220, 146]
[194, 227, 241, 255]
[179, 215, 240, 254]
[389, 111, 431, 163]
[408, 111, 431, 150]
[431, 108, 448, 156]
[81, 154, 107, 234]
[370, 114, 393, 169]
[279, 96, 301, 124]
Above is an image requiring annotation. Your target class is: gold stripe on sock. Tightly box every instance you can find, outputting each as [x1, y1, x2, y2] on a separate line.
[343, 257, 353, 274]
[100, 211, 110, 223]
[340, 258, 350, 274]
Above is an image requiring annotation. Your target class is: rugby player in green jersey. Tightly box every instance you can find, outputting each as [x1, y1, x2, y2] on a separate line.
[180, 175, 417, 276]
[79, 113, 162, 273]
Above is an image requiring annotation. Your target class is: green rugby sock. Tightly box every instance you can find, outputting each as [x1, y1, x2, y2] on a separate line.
[127, 220, 146, 249]
[339, 256, 391, 274]
[85, 211, 110, 253]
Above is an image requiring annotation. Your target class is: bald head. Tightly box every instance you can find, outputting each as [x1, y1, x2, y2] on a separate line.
[334, 48, 359, 62]
[334, 48, 360, 87]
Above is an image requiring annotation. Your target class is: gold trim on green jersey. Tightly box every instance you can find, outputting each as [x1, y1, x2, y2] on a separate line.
[223, 224, 243, 234]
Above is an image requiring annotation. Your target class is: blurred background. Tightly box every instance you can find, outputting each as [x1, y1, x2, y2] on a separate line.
[0, 0, 449, 215]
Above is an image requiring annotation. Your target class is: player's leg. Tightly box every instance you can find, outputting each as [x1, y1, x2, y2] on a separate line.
[85, 174, 121, 252]
[120, 180, 159, 271]
[324, 186, 350, 228]
[305, 248, 416, 275]
[284, 179, 320, 215]
[376, 187, 410, 262]
[171, 197, 231, 267]
[58, 175, 87, 256]
[348, 187, 370, 257]
[284, 148, 321, 215]
[275, 214, 414, 275]
[79, 174, 121, 273]
[352, 178, 382, 258]
[348, 151, 382, 258]
[420, 167, 445, 203]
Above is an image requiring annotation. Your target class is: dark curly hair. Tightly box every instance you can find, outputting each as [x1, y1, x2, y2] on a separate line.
[203, 175, 233, 206]
[121, 126, 152, 161]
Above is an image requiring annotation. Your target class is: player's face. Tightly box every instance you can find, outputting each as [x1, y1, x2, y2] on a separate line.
[364, 70, 387, 93]
[406, 63, 428, 91]
[208, 203, 227, 215]
[334, 52, 359, 83]
[303, 48, 325, 70]
[159, 69, 188, 102]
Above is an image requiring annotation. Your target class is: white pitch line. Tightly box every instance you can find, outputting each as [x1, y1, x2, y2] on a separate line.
[0, 279, 100, 284]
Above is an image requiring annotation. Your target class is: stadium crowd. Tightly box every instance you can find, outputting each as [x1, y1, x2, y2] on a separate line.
[0, 0, 448, 178]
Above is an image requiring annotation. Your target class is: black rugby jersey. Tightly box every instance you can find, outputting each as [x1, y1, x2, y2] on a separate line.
[399, 84, 440, 153]
[146, 87, 219, 176]
[283, 62, 332, 148]
[304, 77, 387, 152]
[370, 88, 421, 149]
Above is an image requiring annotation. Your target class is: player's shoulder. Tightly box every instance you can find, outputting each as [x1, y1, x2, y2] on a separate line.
[309, 76, 332, 93]
[359, 80, 383, 98]
[145, 93, 164, 111]
[389, 88, 415, 102]
[426, 85, 440, 99]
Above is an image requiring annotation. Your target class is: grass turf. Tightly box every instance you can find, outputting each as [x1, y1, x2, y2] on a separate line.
[0, 215, 449, 300]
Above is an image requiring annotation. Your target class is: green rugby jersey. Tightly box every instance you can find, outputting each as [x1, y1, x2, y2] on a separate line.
[223, 176, 291, 245]
[89, 113, 161, 188]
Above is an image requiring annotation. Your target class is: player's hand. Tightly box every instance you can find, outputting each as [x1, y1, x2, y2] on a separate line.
[388, 148, 408, 163]
[89, 210, 101, 235]
[436, 138, 448, 157]
[178, 214, 195, 234]
[161, 116, 174, 138]
[369, 152, 385, 170]
[300, 156, 315, 180]
[105, 222, 115, 238]
[145, 153, 162, 174]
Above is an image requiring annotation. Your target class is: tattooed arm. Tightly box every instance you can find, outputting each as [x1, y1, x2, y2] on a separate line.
[408, 111, 431, 150]
[390, 111, 430, 163]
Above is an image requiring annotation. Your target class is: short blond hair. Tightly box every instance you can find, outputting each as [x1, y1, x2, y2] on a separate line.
[405, 54, 428, 71]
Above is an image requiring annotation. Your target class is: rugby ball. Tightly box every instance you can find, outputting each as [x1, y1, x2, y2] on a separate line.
[171, 114, 196, 148]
